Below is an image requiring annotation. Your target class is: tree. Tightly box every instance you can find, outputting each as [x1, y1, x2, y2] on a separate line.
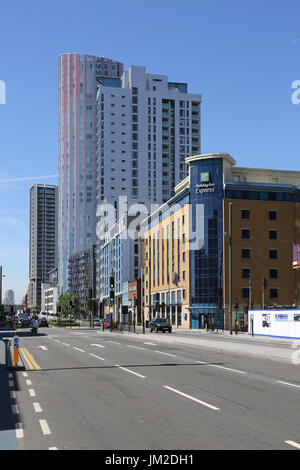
[58, 293, 80, 318]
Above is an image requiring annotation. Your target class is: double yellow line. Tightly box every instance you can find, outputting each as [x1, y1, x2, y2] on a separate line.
[20, 348, 41, 370]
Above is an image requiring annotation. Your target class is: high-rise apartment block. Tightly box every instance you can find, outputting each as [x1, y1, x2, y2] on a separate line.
[96, 65, 202, 217]
[28, 184, 58, 310]
[58, 53, 124, 292]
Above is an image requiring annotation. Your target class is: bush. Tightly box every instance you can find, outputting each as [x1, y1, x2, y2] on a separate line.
[49, 319, 80, 327]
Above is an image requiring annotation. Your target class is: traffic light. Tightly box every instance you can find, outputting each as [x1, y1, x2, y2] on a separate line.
[109, 276, 114, 305]
[234, 299, 239, 310]
[69, 300, 73, 311]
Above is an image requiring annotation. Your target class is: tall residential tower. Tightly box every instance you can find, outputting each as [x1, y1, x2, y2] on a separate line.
[28, 184, 58, 310]
[58, 53, 123, 292]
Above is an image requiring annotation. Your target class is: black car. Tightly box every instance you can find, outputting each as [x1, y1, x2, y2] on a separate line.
[38, 317, 49, 327]
[149, 317, 172, 333]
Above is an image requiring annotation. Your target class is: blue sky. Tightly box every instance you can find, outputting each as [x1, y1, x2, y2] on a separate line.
[0, 0, 300, 302]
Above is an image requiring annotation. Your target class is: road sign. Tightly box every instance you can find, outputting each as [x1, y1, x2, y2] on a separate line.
[14, 337, 19, 343]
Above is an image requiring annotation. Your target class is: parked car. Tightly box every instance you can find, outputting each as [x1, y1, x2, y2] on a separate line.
[93, 318, 102, 327]
[149, 317, 172, 333]
[38, 317, 49, 327]
[104, 320, 117, 330]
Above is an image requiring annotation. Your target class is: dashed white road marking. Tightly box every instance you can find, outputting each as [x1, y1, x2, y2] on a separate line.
[89, 353, 105, 361]
[277, 381, 300, 389]
[144, 342, 156, 346]
[49, 447, 58, 450]
[91, 343, 105, 348]
[155, 350, 177, 357]
[26, 379, 32, 386]
[285, 440, 300, 449]
[115, 365, 146, 379]
[10, 391, 16, 399]
[62, 343, 70, 346]
[22, 372, 28, 377]
[9, 380, 14, 388]
[29, 389, 36, 397]
[164, 386, 220, 411]
[39, 419, 51, 435]
[126, 345, 146, 350]
[15, 423, 24, 439]
[33, 402, 43, 413]
[197, 361, 246, 374]
[38, 346, 48, 351]
[73, 347, 85, 352]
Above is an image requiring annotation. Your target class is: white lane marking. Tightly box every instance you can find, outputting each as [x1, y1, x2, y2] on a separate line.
[91, 343, 105, 348]
[115, 365, 146, 379]
[9, 380, 14, 388]
[164, 386, 220, 411]
[207, 364, 246, 374]
[39, 419, 51, 435]
[73, 347, 85, 352]
[126, 345, 146, 350]
[26, 379, 32, 386]
[277, 381, 300, 389]
[144, 342, 156, 346]
[38, 346, 48, 350]
[22, 372, 28, 377]
[62, 343, 70, 346]
[15, 423, 24, 439]
[197, 361, 246, 374]
[8, 373, 13, 378]
[10, 391, 16, 399]
[49, 447, 58, 450]
[11, 404, 19, 415]
[155, 350, 177, 357]
[89, 353, 105, 361]
[33, 402, 43, 413]
[29, 389, 36, 397]
[54, 339, 61, 343]
[285, 440, 300, 449]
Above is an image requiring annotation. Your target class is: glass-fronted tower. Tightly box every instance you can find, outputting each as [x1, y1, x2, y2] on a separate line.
[58, 53, 123, 292]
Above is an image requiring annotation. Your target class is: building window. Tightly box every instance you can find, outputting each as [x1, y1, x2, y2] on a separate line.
[242, 248, 250, 259]
[241, 209, 250, 220]
[269, 249, 277, 259]
[241, 229, 250, 239]
[242, 268, 251, 279]
[269, 211, 277, 221]
[270, 288, 278, 298]
[242, 288, 250, 298]
[269, 269, 278, 279]
[269, 230, 277, 240]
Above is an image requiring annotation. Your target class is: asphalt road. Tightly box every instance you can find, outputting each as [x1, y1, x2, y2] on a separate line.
[1, 326, 300, 450]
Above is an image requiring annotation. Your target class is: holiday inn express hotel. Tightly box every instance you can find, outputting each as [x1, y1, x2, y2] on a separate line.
[141, 153, 300, 330]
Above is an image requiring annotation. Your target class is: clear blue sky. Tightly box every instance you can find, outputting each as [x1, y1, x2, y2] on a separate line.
[0, 0, 300, 302]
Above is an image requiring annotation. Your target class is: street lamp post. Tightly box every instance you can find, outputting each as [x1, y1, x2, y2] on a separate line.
[0, 266, 5, 305]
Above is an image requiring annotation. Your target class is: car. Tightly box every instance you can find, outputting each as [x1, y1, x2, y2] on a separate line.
[104, 320, 117, 330]
[93, 318, 102, 327]
[149, 317, 172, 333]
[38, 317, 49, 327]
[20, 318, 31, 328]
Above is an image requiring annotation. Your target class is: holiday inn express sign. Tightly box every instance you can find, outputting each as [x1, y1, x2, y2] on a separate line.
[196, 172, 215, 194]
